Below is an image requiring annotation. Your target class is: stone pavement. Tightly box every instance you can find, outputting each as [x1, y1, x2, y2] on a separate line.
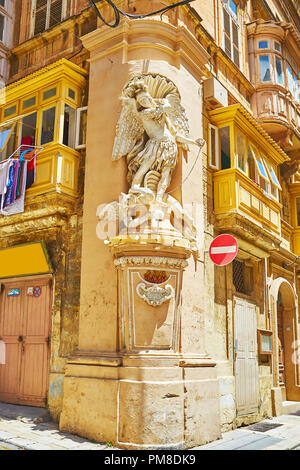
[194, 414, 300, 450]
[0, 402, 300, 450]
[0, 403, 118, 450]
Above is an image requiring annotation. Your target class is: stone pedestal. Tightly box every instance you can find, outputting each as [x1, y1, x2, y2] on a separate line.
[59, 19, 221, 449]
[60, 243, 220, 449]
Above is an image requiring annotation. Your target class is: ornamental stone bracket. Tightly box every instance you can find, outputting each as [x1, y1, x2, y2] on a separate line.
[136, 282, 174, 307]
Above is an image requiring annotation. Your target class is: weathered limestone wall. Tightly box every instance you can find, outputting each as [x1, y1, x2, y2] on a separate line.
[0, 151, 85, 420]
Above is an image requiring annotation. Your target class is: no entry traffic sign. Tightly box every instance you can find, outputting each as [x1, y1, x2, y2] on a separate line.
[209, 234, 238, 266]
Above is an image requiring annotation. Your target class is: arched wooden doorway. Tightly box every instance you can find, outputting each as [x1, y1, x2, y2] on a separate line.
[270, 278, 300, 401]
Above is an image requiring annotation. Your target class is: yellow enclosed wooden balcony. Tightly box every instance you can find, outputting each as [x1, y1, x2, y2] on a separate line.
[0, 59, 87, 204]
[26, 144, 80, 199]
[214, 168, 282, 237]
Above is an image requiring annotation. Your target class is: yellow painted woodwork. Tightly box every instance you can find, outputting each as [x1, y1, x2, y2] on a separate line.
[209, 104, 289, 166]
[0, 242, 52, 279]
[214, 168, 281, 235]
[26, 144, 80, 198]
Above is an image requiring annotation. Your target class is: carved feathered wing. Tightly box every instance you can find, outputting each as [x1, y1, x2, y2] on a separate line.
[165, 93, 189, 139]
[112, 98, 144, 161]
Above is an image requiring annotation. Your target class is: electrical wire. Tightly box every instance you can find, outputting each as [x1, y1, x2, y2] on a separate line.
[87, 0, 196, 28]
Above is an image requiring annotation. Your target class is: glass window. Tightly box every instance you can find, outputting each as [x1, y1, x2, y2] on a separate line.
[267, 165, 281, 189]
[220, 126, 231, 170]
[287, 65, 294, 95]
[293, 74, 298, 102]
[41, 106, 56, 145]
[63, 104, 76, 148]
[19, 112, 37, 146]
[248, 145, 258, 183]
[275, 57, 284, 85]
[229, 0, 237, 17]
[249, 145, 270, 182]
[236, 130, 246, 173]
[0, 122, 17, 161]
[258, 41, 268, 49]
[259, 56, 271, 82]
[209, 124, 219, 169]
[43, 87, 57, 101]
[22, 96, 36, 110]
[274, 42, 281, 52]
[75, 107, 88, 149]
[297, 197, 300, 226]
[4, 105, 17, 118]
[68, 88, 76, 100]
[0, 14, 4, 42]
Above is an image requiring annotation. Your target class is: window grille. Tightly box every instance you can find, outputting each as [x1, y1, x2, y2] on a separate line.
[233, 260, 245, 294]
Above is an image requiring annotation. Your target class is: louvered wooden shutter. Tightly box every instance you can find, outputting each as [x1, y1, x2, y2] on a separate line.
[223, 8, 231, 58]
[49, 0, 63, 28]
[34, 0, 47, 35]
[232, 21, 240, 67]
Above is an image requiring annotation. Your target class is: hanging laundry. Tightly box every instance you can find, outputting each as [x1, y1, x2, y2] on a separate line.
[12, 160, 21, 202]
[3, 160, 17, 208]
[2, 161, 28, 216]
[26, 156, 36, 189]
[0, 160, 13, 211]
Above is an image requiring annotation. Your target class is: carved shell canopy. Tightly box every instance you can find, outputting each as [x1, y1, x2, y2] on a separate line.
[123, 73, 181, 100]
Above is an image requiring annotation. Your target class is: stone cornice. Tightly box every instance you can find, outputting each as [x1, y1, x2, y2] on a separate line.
[81, 17, 210, 78]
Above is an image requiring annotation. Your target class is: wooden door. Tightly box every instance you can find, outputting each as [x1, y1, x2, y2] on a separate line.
[0, 276, 52, 407]
[234, 297, 259, 415]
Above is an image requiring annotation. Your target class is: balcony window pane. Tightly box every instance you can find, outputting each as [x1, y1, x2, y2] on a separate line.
[220, 126, 231, 170]
[293, 74, 298, 102]
[63, 104, 76, 148]
[22, 96, 36, 110]
[275, 57, 284, 85]
[248, 145, 258, 183]
[250, 145, 269, 182]
[0, 125, 12, 151]
[41, 106, 55, 145]
[75, 107, 88, 149]
[258, 41, 268, 49]
[274, 42, 281, 52]
[0, 123, 17, 161]
[296, 198, 300, 226]
[0, 15, 4, 42]
[236, 130, 246, 173]
[287, 66, 294, 94]
[259, 56, 271, 82]
[20, 112, 37, 146]
[266, 164, 281, 189]
[43, 87, 57, 101]
[229, 0, 237, 17]
[4, 105, 17, 118]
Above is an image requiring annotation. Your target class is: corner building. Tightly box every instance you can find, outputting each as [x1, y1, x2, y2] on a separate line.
[0, 0, 299, 449]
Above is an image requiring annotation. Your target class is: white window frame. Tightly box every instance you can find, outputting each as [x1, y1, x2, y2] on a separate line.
[221, 0, 240, 67]
[209, 124, 219, 170]
[30, 0, 67, 37]
[75, 106, 88, 150]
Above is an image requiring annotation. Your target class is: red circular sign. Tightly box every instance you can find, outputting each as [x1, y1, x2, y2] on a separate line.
[209, 234, 238, 266]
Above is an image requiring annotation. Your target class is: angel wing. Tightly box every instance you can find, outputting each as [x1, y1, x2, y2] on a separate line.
[165, 93, 189, 139]
[112, 98, 144, 161]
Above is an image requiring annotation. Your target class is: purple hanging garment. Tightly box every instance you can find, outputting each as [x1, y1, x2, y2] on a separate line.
[3, 161, 16, 208]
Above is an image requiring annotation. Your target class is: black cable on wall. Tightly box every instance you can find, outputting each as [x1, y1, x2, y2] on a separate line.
[87, 0, 196, 28]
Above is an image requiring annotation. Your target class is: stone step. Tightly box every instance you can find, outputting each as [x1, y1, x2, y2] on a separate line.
[282, 401, 300, 415]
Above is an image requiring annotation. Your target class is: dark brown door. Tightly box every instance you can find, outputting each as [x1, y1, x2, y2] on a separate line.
[0, 276, 52, 407]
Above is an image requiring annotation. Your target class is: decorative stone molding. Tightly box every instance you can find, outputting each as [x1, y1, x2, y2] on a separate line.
[136, 283, 174, 307]
[114, 256, 188, 269]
